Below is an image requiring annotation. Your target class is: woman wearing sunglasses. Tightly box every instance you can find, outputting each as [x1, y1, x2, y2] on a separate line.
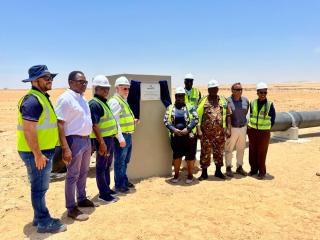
[247, 82, 276, 179]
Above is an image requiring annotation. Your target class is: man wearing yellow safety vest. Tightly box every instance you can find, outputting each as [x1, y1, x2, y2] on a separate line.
[89, 75, 119, 203]
[184, 73, 201, 108]
[197, 79, 232, 180]
[247, 82, 276, 180]
[163, 87, 199, 184]
[17, 65, 66, 233]
[108, 76, 137, 193]
[184, 73, 201, 167]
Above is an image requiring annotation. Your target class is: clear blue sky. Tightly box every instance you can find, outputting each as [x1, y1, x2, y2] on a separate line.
[0, 0, 319, 88]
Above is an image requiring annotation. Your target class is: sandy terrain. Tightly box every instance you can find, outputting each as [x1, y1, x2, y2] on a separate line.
[0, 83, 319, 240]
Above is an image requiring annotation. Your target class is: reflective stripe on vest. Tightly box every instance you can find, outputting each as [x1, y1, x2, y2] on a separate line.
[90, 97, 118, 138]
[197, 95, 227, 128]
[111, 95, 135, 133]
[17, 90, 59, 151]
[185, 88, 200, 107]
[248, 99, 272, 130]
[167, 103, 197, 136]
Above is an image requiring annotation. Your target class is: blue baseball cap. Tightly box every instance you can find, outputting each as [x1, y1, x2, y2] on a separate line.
[22, 65, 58, 83]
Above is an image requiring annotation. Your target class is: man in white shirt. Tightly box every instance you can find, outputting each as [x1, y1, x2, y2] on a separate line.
[56, 71, 94, 221]
[108, 76, 136, 193]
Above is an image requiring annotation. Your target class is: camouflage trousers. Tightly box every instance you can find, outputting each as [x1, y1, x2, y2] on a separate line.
[200, 126, 225, 168]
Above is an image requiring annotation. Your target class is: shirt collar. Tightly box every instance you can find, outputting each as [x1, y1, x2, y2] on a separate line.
[67, 88, 83, 99]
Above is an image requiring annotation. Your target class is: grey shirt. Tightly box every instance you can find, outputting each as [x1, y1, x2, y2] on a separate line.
[227, 96, 249, 127]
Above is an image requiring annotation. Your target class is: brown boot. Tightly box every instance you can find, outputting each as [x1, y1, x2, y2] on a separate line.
[236, 166, 247, 176]
[226, 166, 234, 177]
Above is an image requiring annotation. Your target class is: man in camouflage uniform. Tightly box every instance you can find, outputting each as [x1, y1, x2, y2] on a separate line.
[197, 79, 231, 180]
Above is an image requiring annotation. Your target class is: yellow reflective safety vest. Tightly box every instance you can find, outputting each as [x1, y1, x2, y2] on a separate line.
[110, 95, 135, 133]
[17, 89, 59, 152]
[248, 99, 272, 130]
[89, 97, 118, 138]
[185, 88, 200, 107]
[166, 103, 197, 135]
[197, 95, 227, 128]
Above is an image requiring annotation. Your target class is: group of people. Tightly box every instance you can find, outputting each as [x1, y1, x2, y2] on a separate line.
[17, 65, 276, 234]
[17, 65, 137, 233]
[164, 73, 276, 184]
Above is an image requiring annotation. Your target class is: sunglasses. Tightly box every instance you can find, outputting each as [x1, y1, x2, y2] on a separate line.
[258, 91, 267, 95]
[72, 80, 88, 85]
[40, 75, 53, 81]
[122, 87, 130, 91]
[232, 88, 242, 91]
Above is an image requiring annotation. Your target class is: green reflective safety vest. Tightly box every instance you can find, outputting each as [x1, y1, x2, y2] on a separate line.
[89, 97, 118, 138]
[197, 95, 227, 128]
[185, 88, 200, 107]
[248, 99, 272, 130]
[17, 89, 59, 152]
[109, 95, 135, 133]
[167, 103, 197, 136]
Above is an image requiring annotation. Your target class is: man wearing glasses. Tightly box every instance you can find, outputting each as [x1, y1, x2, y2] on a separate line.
[108, 76, 136, 193]
[247, 82, 276, 180]
[17, 65, 66, 233]
[56, 71, 95, 221]
[225, 82, 249, 177]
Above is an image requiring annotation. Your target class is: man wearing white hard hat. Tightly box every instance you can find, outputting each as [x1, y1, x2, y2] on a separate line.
[108, 76, 136, 193]
[247, 82, 276, 179]
[89, 75, 118, 203]
[163, 87, 199, 184]
[184, 73, 201, 108]
[197, 79, 231, 180]
[184, 73, 201, 169]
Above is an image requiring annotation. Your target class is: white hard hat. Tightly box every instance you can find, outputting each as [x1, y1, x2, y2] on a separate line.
[256, 82, 268, 90]
[92, 75, 111, 87]
[208, 79, 219, 88]
[184, 73, 194, 79]
[115, 76, 130, 86]
[175, 87, 185, 95]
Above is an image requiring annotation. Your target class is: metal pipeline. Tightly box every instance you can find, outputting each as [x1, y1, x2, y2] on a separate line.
[271, 111, 320, 132]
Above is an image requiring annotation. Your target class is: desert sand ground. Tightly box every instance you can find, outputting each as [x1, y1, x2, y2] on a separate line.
[0, 83, 320, 240]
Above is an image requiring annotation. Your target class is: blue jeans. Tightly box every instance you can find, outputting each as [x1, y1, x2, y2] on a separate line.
[114, 134, 132, 189]
[18, 149, 55, 225]
[94, 137, 114, 197]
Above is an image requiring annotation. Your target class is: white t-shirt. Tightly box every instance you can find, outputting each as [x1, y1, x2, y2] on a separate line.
[55, 89, 92, 136]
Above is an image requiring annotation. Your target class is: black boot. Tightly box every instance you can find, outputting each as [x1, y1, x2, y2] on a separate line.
[198, 168, 208, 181]
[215, 166, 226, 179]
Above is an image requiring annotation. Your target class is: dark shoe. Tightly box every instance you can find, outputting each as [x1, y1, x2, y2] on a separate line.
[257, 174, 265, 180]
[37, 218, 67, 233]
[226, 166, 234, 177]
[127, 181, 135, 188]
[215, 166, 226, 179]
[98, 194, 118, 203]
[248, 171, 258, 176]
[116, 187, 130, 194]
[109, 189, 118, 197]
[198, 168, 208, 181]
[236, 166, 247, 176]
[67, 207, 89, 221]
[78, 198, 95, 208]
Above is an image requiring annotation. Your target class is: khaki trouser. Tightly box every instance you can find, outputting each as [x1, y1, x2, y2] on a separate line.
[225, 126, 247, 168]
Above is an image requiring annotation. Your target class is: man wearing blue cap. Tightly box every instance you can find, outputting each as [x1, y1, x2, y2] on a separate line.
[17, 65, 67, 233]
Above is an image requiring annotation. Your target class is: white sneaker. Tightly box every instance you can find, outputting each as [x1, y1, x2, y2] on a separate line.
[170, 178, 179, 183]
[185, 178, 193, 184]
